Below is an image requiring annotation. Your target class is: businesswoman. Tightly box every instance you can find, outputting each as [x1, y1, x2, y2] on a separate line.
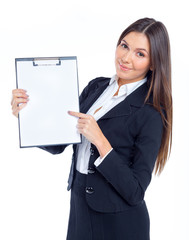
[11, 18, 172, 240]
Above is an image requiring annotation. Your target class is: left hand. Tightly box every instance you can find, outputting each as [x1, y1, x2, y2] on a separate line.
[68, 111, 104, 146]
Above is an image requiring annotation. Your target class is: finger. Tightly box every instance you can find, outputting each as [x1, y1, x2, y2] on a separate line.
[11, 90, 29, 105]
[13, 92, 28, 98]
[19, 103, 27, 111]
[77, 118, 90, 124]
[12, 99, 20, 110]
[12, 101, 25, 112]
[11, 96, 28, 107]
[68, 111, 89, 119]
[14, 98, 29, 107]
[77, 122, 86, 128]
[12, 89, 27, 94]
[12, 103, 27, 117]
[12, 92, 29, 100]
[76, 125, 84, 131]
[12, 101, 28, 114]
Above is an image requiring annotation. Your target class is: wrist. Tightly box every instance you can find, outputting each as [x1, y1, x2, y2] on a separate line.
[95, 134, 112, 158]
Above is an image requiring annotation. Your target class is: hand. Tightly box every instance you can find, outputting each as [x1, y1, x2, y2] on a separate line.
[68, 111, 112, 158]
[11, 89, 29, 118]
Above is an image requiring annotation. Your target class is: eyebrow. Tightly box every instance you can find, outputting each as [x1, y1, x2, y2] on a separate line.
[121, 39, 149, 55]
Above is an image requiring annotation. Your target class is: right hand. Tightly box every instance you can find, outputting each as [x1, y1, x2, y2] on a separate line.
[11, 89, 29, 118]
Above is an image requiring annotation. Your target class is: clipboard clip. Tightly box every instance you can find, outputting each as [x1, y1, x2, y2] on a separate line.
[33, 58, 61, 66]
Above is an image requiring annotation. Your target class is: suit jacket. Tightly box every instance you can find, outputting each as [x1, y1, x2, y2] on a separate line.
[41, 77, 163, 213]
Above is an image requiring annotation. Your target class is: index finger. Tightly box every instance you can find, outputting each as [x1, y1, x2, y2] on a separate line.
[68, 111, 88, 119]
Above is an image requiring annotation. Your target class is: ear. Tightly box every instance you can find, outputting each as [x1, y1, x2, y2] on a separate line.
[150, 65, 153, 71]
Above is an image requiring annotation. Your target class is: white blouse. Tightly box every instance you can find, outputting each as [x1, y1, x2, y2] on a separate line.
[76, 75, 147, 174]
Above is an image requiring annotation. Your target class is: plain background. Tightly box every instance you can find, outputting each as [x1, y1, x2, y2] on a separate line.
[0, 0, 188, 239]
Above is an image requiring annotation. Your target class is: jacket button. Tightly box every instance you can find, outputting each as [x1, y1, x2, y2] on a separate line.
[88, 167, 95, 174]
[90, 147, 95, 155]
[86, 187, 94, 194]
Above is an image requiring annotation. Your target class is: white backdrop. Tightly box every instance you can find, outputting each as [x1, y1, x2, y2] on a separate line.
[0, 0, 189, 239]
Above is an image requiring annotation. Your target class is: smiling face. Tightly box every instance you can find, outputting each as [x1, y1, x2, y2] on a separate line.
[115, 31, 151, 85]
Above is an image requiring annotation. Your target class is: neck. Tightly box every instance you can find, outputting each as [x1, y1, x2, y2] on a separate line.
[118, 78, 145, 86]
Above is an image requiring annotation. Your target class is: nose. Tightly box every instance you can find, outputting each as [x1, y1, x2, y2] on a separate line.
[121, 51, 132, 63]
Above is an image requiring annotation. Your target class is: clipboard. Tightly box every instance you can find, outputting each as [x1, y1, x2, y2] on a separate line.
[15, 56, 81, 148]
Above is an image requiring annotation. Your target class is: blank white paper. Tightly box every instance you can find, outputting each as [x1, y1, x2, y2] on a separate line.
[16, 57, 81, 147]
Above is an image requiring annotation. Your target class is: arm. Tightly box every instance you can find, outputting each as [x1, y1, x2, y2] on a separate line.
[96, 110, 163, 206]
[39, 145, 68, 155]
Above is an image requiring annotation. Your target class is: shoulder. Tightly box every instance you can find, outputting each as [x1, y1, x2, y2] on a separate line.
[129, 103, 163, 137]
[137, 101, 163, 123]
[87, 77, 110, 89]
[79, 77, 110, 101]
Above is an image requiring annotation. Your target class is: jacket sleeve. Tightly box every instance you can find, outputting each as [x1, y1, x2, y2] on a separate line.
[96, 110, 163, 206]
[39, 145, 68, 154]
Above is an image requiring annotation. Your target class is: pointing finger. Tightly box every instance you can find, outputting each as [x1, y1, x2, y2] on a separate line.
[68, 111, 89, 119]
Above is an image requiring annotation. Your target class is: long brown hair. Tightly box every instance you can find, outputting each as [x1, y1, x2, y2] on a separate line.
[117, 18, 172, 174]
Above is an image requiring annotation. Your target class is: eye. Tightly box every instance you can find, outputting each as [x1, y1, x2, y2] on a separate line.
[137, 52, 145, 57]
[120, 42, 128, 49]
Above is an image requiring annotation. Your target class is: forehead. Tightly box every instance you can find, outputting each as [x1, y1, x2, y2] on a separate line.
[122, 32, 150, 51]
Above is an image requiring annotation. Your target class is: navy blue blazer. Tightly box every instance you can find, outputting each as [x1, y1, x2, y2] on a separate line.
[41, 77, 163, 213]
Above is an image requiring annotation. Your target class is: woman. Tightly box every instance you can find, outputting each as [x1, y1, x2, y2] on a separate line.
[12, 18, 172, 240]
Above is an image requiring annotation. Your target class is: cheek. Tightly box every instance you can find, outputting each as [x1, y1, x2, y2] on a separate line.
[115, 52, 120, 68]
[115, 53, 118, 64]
[134, 59, 150, 71]
[115, 47, 122, 60]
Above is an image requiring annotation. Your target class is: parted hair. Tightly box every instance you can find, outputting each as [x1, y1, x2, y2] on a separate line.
[117, 18, 172, 174]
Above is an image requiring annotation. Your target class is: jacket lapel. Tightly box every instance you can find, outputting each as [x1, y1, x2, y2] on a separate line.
[80, 77, 149, 120]
[99, 82, 149, 120]
[80, 79, 110, 114]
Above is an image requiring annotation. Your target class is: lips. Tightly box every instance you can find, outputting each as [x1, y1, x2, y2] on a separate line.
[119, 63, 132, 71]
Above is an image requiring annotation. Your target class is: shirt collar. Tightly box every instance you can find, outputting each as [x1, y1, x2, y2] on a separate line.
[126, 77, 147, 96]
[109, 74, 147, 97]
[109, 74, 118, 85]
